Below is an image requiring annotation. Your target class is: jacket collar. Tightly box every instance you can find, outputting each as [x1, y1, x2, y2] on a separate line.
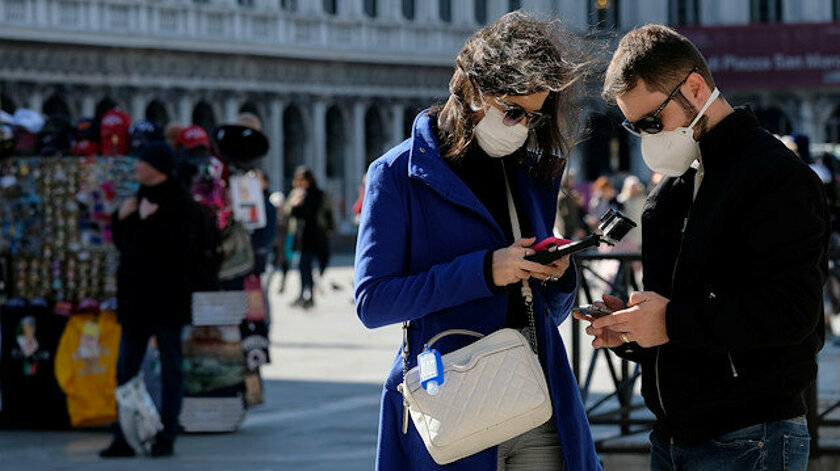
[698, 106, 759, 172]
[406, 110, 553, 242]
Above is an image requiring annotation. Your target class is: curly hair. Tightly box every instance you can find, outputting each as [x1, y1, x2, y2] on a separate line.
[432, 11, 595, 185]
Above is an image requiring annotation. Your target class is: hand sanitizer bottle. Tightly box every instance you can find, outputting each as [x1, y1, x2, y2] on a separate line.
[418, 345, 444, 396]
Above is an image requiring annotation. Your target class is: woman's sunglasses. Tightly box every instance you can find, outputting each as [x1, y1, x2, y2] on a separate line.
[494, 97, 549, 130]
[621, 66, 698, 136]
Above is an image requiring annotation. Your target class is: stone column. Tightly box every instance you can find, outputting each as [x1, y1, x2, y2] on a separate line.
[225, 95, 240, 123]
[178, 93, 193, 125]
[350, 100, 367, 203]
[390, 102, 405, 148]
[131, 92, 147, 122]
[311, 98, 328, 185]
[268, 97, 285, 192]
[28, 89, 43, 113]
[81, 93, 96, 118]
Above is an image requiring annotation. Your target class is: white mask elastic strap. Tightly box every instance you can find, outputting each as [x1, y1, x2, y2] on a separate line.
[688, 88, 720, 129]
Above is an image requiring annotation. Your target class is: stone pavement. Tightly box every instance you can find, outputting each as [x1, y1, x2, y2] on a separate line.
[2, 255, 840, 470]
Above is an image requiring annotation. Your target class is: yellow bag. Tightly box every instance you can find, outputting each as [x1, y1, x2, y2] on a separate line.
[55, 311, 121, 428]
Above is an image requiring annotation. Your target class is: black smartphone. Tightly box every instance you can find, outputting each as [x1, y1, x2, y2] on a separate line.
[572, 304, 613, 319]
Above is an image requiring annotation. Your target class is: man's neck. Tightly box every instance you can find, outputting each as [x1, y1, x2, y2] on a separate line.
[703, 97, 735, 132]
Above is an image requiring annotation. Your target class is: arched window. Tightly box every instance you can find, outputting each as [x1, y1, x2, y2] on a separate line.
[145, 100, 170, 127]
[474, 0, 487, 25]
[751, 0, 783, 23]
[43, 95, 72, 119]
[323, 0, 337, 15]
[283, 104, 307, 189]
[439, 0, 451, 23]
[192, 101, 217, 134]
[669, 0, 700, 26]
[509, 0, 521, 12]
[402, 0, 414, 20]
[95, 97, 118, 121]
[364, 0, 377, 18]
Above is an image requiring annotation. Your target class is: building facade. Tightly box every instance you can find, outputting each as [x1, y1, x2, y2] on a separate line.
[0, 0, 838, 228]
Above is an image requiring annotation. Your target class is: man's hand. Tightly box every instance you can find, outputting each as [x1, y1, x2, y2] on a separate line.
[591, 291, 670, 348]
[118, 197, 138, 220]
[491, 238, 556, 286]
[573, 294, 627, 348]
[139, 198, 159, 220]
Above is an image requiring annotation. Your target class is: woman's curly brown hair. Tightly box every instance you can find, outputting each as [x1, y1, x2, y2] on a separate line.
[432, 11, 595, 185]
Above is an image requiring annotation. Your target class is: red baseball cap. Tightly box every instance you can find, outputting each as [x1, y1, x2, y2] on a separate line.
[177, 125, 211, 150]
[100, 109, 132, 156]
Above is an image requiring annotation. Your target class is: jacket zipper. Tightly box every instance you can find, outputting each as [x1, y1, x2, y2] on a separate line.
[656, 211, 692, 418]
[727, 352, 739, 378]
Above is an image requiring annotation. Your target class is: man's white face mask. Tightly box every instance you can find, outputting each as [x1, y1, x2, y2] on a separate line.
[640, 88, 720, 176]
[473, 106, 530, 158]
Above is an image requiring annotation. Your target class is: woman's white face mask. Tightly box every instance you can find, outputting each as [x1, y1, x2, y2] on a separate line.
[473, 106, 529, 158]
[640, 88, 720, 176]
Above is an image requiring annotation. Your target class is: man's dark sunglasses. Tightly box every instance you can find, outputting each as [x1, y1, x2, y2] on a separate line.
[621, 66, 698, 136]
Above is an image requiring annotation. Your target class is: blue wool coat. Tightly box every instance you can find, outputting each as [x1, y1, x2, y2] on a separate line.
[354, 111, 602, 471]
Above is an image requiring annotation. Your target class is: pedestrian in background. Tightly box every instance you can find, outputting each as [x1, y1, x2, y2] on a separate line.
[287, 166, 329, 309]
[100, 142, 210, 458]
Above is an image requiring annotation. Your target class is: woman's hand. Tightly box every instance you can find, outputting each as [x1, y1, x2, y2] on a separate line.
[491, 237, 557, 287]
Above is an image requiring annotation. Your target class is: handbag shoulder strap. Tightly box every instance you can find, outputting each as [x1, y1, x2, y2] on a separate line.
[501, 161, 539, 355]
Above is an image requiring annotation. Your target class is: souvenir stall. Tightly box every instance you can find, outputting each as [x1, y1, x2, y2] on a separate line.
[0, 155, 135, 428]
[0, 109, 273, 433]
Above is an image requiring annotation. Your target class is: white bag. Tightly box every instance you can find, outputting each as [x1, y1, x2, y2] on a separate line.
[398, 328, 552, 465]
[116, 374, 163, 455]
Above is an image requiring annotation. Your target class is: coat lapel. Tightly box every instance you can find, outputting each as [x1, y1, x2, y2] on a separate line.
[407, 112, 504, 238]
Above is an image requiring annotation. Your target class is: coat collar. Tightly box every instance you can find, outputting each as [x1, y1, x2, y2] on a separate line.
[406, 110, 553, 242]
[698, 106, 759, 173]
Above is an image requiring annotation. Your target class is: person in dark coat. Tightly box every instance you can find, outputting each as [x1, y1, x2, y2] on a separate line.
[287, 165, 328, 309]
[100, 142, 209, 458]
[579, 25, 829, 471]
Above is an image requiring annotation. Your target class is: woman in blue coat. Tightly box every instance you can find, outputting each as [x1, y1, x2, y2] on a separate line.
[354, 12, 601, 471]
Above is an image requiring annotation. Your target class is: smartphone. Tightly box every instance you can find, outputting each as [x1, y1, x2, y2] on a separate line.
[526, 236, 589, 265]
[531, 237, 573, 253]
[572, 304, 613, 319]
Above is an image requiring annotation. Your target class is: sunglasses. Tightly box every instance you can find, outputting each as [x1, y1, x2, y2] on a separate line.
[493, 97, 549, 130]
[621, 66, 698, 136]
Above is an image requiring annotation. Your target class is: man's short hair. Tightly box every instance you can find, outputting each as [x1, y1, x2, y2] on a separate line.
[602, 24, 715, 104]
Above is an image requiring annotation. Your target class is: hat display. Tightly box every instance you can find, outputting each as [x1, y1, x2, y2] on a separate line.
[211, 124, 269, 163]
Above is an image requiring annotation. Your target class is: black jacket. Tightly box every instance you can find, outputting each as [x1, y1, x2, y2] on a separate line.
[113, 178, 209, 328]
[290, 187, 329, 255]
[613, 108, 829, 444]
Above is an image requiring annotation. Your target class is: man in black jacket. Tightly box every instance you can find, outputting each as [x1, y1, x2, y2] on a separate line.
[576, 25, 829, 471]
[100, 142, 210, 458]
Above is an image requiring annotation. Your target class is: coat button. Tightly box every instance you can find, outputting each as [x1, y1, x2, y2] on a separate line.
[418, 147, 425, 153]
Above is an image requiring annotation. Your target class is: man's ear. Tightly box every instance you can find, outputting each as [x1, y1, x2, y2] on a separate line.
[683, 72, 709, 108]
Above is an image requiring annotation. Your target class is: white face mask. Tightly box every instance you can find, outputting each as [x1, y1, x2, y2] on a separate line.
[473, 106, 529, 158]
[640, 88, 720, 176]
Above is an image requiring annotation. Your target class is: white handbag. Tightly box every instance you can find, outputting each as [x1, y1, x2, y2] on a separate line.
[397, 161, 553, 465]
[397, 328, 553, 464]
